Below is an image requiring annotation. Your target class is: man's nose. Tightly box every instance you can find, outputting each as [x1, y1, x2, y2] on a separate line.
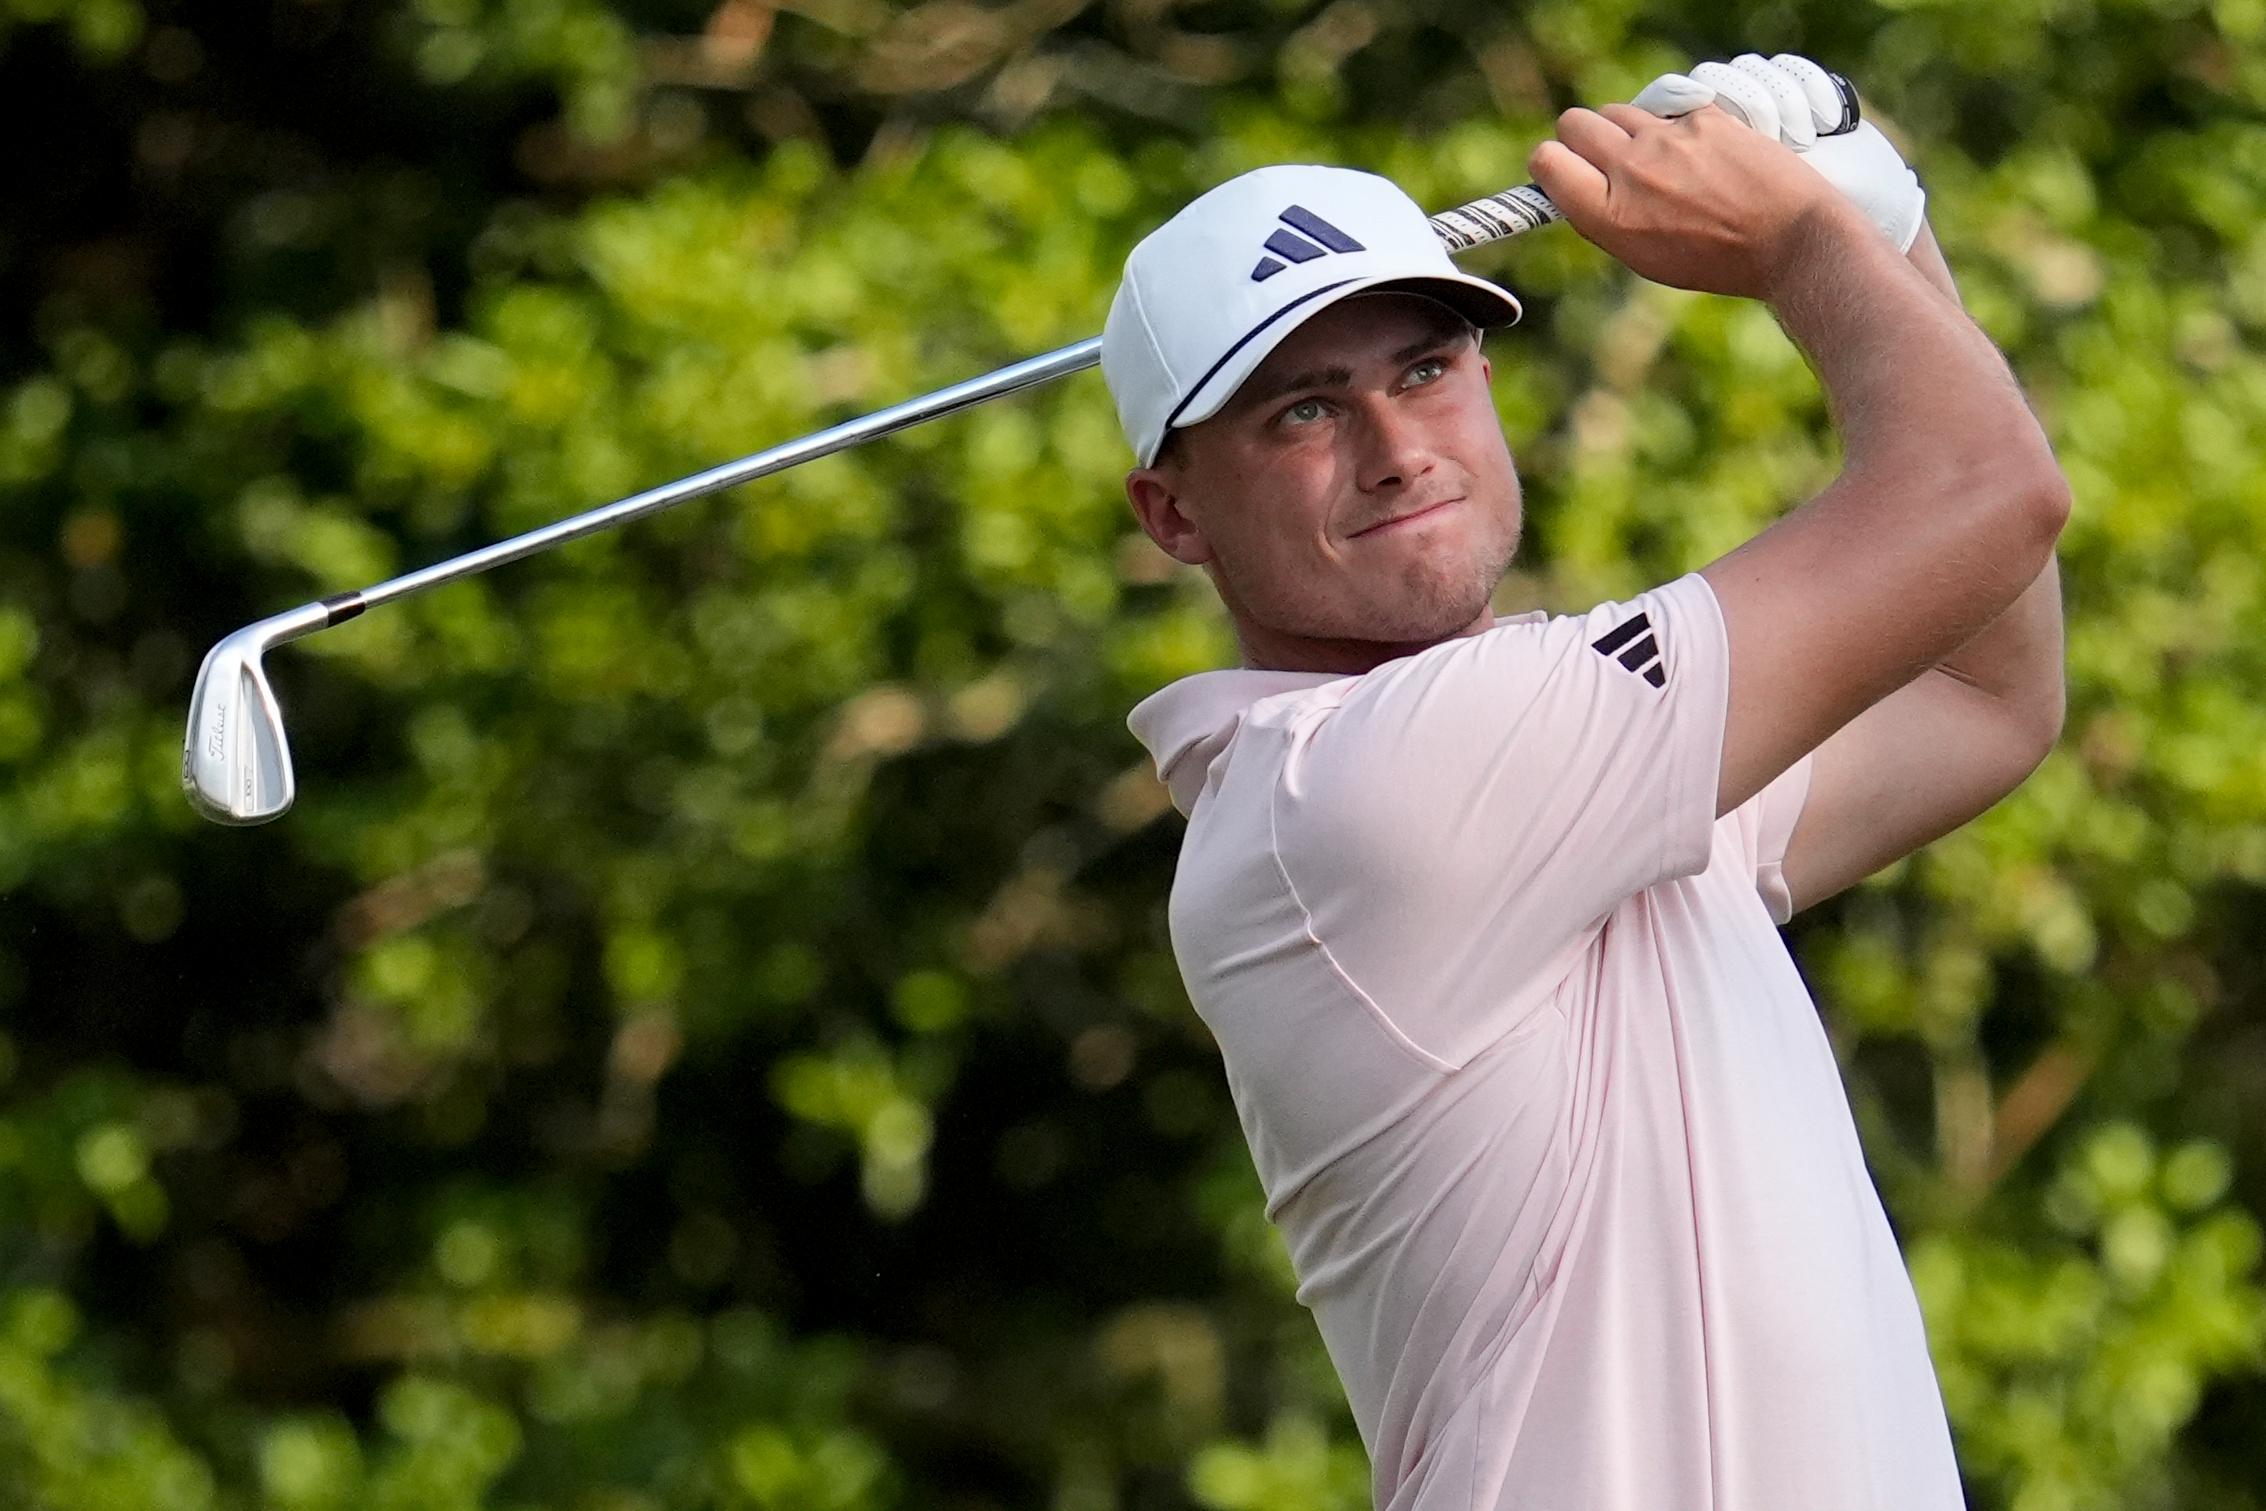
[1353, 396, 1436, 493]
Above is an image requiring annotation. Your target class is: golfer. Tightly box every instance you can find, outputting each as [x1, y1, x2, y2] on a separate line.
[1107, 54, 2067, 1510]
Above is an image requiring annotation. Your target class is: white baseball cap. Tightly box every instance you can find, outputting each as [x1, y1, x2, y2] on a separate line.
[1101, 164, 1523, 467]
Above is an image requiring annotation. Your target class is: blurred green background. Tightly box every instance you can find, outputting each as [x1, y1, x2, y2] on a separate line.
[4, 0, 2266, 1506]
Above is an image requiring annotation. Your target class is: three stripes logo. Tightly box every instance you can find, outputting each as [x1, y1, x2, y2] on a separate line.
[1591, 613, 1667, 689]
[1250, 206, 1366, 283]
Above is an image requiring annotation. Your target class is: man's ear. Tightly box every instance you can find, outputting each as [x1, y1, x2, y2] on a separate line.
[1126, 468, 1215, 567]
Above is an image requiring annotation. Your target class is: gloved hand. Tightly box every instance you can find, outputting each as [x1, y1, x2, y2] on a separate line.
[1631, 53, 1927, 253]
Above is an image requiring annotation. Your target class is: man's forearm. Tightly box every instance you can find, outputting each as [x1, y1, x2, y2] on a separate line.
[1900, 223, 2068, 742]
[1755, 206, 2067, 689]
[1768, 208, 2053, 515]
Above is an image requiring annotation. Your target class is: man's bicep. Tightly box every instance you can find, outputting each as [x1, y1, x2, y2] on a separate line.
[1699, 507, 1946, 820]
[1698, 288, 2065, 823]
[1777, 667, 2052, 913]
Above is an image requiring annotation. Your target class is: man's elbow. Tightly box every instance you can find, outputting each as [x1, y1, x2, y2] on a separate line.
[1963, 679, 2064, 805]
[1992, 436, 2073, 564]
[2017, 675, 2067, 773]
[1985, 450, 2069, 772]
[2019, 461, 2073, 554]
[1915, 429, 2070, 592]
[2001, 619, 2067, 778]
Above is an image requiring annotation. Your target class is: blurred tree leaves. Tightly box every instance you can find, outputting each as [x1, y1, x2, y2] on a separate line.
[4, 0, 2266, 1507]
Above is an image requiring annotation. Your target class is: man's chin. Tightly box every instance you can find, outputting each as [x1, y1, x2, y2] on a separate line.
[1363, 568, 1508, 645]
[1325, 596, 1496, 651]
[1222, 547, 1514, 662]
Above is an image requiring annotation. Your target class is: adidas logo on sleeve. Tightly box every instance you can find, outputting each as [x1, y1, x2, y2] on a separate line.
[1592, 612, 1667, 688]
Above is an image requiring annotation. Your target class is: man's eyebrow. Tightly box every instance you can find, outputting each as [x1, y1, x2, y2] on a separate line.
[1242, 363, 1352, 410]
[1387, 325, 1468, 365]
[1238, 322, 1473, 413]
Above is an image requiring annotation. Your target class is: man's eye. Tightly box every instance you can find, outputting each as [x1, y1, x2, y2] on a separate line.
[1283, 398, 1327, 425]
[1407, 357, 1447, 385]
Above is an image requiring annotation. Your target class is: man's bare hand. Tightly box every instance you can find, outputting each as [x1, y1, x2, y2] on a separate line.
[1527, 103, 1856, 300]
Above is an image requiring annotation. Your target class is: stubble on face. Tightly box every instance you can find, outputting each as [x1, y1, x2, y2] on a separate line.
[1156, 293, 1525, 670]
[1208, 486, 1521, 648]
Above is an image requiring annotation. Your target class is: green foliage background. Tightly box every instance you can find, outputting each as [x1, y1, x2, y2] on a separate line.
[4, 0, 2266, 1506]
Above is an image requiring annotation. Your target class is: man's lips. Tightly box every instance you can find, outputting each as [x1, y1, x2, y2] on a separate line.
[1351, 497, 1463, 537]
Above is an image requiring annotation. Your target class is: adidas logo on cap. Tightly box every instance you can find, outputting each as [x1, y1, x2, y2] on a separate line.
[1251, 207, 1367, 282]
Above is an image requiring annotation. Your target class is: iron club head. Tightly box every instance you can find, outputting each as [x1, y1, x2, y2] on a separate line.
[182, 627, 296, 824]
[181, 600, 344, 825]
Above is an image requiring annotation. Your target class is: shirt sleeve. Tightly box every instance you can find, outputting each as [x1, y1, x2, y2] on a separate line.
[1266, 572, 1732, 1068]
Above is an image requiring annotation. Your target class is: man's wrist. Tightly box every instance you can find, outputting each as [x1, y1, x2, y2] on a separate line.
[1761, 197, 1908, 321]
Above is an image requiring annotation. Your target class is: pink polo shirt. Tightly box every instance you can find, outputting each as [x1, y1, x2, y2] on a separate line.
[1127, 573, 1963, 1510]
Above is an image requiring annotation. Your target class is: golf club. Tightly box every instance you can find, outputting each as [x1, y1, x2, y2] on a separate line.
[186, 83, 1860, 827]
[180, 183, 1560, 824]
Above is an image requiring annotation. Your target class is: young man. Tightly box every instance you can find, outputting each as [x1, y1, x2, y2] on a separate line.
[1105, 55, 2067, 1511]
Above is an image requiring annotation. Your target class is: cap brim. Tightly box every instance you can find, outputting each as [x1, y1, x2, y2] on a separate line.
[1155, 271, 1522, 458]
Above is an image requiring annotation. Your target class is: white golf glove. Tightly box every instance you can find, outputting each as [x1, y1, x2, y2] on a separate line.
[1631, 53, 1927, 253]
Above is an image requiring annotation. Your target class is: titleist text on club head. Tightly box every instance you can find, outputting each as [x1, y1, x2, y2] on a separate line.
[182, 633, 296, 825]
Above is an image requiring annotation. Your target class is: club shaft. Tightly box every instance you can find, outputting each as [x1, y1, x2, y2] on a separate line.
[356, 337, 1103, 616]
[269, 183, 1562, 645]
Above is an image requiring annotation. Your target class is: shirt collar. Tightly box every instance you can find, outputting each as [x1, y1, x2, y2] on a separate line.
[1125, 613, 1545, 818]
[1127, 668, 1340, 816]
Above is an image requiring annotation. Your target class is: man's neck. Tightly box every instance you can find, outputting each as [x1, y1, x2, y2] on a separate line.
[1234, 608, 1497, 676]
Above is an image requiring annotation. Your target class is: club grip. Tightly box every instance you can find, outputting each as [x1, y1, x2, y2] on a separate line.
[1430, 71, 1861, 255]
[1428, 184, 1562, 252]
